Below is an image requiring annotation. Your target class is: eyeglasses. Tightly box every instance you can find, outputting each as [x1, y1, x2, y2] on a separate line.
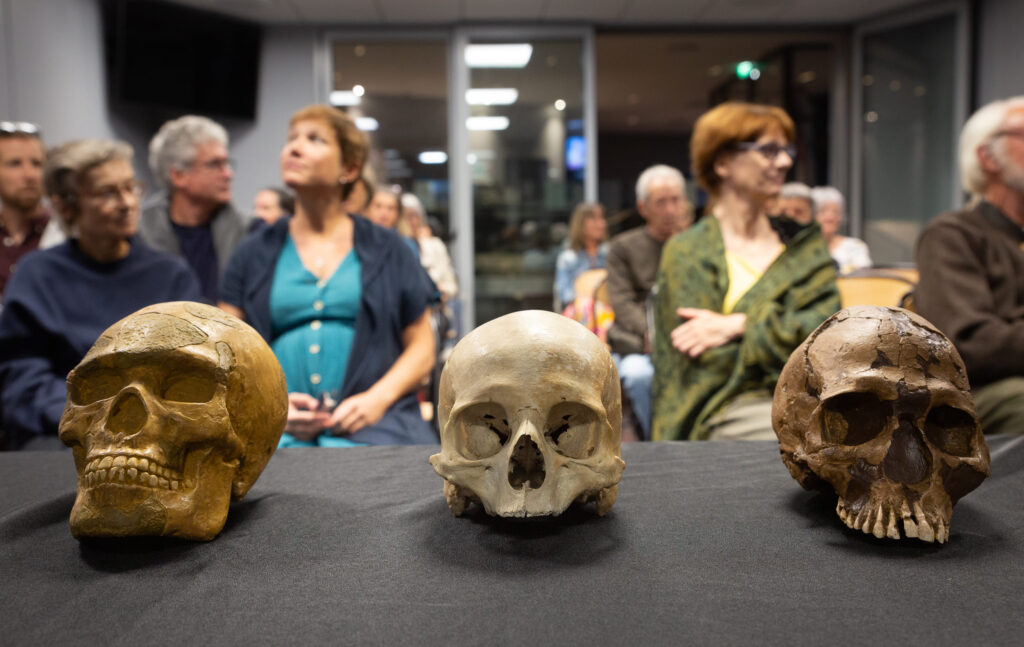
[734, 141, 797, 161]
[193, 158, 234, 172]
[81, 179, 146, 205]
[994, 130, 1024, 141]
[0, 121, 41, 138]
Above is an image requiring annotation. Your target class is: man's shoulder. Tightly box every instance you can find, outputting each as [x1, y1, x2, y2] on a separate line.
[925, 206, 977, 230]
[918, 204, 1001, 248]
[213, 202, 249, 227]
[609, 226, 648, 247]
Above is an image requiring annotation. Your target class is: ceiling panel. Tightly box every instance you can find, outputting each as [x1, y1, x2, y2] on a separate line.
[619, 0, 711, 24]
[462, 0, 547, 21]
[690, 0, 926, 25]
[376, 0, 460, 23]
[542, 0, 629, 21]
[166, 0, 936, 26]
[291, 0, 382, 23]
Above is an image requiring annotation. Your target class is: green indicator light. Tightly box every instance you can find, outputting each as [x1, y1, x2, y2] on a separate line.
[735, 60, 754, 79]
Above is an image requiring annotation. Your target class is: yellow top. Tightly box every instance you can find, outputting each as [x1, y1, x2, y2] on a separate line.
[723, 249, 774, 313]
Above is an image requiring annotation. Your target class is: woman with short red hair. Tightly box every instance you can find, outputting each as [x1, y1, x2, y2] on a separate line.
[652, 102, 840, 441]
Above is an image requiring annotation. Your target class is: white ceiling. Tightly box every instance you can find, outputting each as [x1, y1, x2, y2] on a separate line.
[166, 0, 928, 26]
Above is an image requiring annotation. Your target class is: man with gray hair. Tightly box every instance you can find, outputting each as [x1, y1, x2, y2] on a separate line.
[140, 115, 248, 302]
[606, 164, 690, 439]
[776, 182, 814, 225]
[914, 96, 1024, 435]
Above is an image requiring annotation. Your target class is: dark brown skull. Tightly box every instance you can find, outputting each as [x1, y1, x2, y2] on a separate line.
[773, 306, 990, 543]
[59, 302, 288, 541]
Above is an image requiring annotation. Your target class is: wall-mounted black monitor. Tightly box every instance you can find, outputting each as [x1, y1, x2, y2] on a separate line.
[102, 0, 262, 120]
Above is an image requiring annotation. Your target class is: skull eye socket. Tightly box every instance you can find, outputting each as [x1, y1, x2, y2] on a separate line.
[68, 368, 126, 405]
[924, 405, 975, 457]
[545, 403, 599, 459]
[457, 404, 510, 459]
[822, 392, 891, 445]
[162, 372, 217, 403]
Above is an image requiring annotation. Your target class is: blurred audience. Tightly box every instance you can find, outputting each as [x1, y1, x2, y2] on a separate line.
[776, 182, 814, 225]
[915, 96, 1024, 436]
[219, 104, 435, 447]
[343, 175, 374, 217]
[553, 201, 608, 311]
[0, 121, 52, 298]
[401, 192, 457, 302]
[653, 102, 839, 441]
[812, 186, 871, 273]
[252, 186, 294, 227]
[607, 164, 690, 440]
[0, 138, 201, 450]
[366, 187, 402, 229]
[366, 187, 419, 258]
[141, 115, 248, 302]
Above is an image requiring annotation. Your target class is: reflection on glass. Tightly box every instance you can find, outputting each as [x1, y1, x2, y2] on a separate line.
[595, 33, 833, 223]
[331, 40, 450, 234]
[861, 14, 957, 264]
[469, 38, 585, 324]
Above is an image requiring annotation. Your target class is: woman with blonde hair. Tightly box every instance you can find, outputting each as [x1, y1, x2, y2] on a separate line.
[220, 105, 435, 447]
[553, 201, 608, 311]
[653, 102, 839, 441]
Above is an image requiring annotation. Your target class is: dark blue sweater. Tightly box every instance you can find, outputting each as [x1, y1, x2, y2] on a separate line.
[220, 215, 435, 446]
[0, 239, 201, 449]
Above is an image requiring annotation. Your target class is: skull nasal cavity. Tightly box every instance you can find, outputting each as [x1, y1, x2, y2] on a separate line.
[508, 436, 545, 490]
[107, 392, 148, 437]
[881, 418, 932, 485]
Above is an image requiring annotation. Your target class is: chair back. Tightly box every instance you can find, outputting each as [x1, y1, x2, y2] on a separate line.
[836, 269, 917, 309]
[573, 268, 608, 303]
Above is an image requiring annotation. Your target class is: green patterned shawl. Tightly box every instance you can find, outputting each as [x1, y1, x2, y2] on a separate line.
[652, 215, 840, 441]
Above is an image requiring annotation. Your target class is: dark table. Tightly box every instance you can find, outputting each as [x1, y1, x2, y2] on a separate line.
[2, 437, 1022, 646]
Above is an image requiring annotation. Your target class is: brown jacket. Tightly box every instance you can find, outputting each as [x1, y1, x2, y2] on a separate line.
[914, 201, 1024, 388]
[606, 226, 665, 355]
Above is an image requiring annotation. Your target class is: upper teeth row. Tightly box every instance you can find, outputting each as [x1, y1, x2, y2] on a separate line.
[85, 455, 181, 481]
[836, 498, 949, 543]
[84, 467, 180, 491]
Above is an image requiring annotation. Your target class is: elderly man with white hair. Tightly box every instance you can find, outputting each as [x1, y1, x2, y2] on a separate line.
[139, 115, 249, 303]
[914, 96, 1024, 436]
[606, 164, 691, 440]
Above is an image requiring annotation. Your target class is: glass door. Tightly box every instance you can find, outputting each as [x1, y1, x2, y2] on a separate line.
[451, 28, 594, 327]
[851, 2, 970, 265]
[327, 35, 451, 232]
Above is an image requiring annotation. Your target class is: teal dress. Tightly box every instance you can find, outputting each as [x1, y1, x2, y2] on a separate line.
[270, 235, 366, 447]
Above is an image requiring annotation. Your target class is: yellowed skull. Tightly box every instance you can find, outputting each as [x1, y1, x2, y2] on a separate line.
[430, 310, 625, 518]
[773, 306, 990, 544]
[59, 301, 288, 541]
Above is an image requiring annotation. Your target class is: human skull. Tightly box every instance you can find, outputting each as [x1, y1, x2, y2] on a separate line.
[430, 310, 625, 518]
[773, 306, 990, 544]
[59, 301, 288, 541]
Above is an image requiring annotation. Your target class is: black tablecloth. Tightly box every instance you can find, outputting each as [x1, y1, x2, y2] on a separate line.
[2, 437, 1023, 645]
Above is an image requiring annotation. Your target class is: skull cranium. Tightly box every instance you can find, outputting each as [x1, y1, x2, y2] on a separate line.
[773, 306, 990, 543]
[430, 310, 625, 518]
[59, 301, 287, 541]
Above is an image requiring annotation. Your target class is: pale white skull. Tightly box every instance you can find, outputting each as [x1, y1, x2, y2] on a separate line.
[773, 306, 990, 544]
[430, 310, 625, 518]
[59, 302, 288, 541]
